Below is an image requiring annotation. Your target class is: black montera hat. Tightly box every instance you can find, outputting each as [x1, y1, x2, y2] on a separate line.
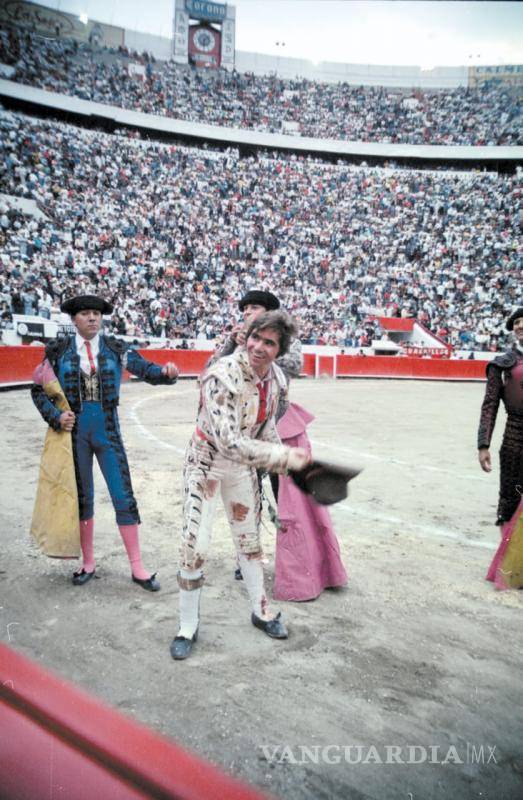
[289, 460, 362, 506]
[61, 295, 114, 315]
[506, 307, 523, 331]
[238, 290, 280, 312]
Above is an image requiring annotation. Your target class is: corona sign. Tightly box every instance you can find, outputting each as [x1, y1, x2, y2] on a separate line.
[173, 0, 235, 70]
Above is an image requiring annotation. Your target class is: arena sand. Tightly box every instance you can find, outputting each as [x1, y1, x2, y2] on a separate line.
[1, 378, 522, 800]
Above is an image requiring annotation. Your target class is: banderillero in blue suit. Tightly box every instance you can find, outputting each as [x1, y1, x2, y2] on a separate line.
[31, 333, 177, 590]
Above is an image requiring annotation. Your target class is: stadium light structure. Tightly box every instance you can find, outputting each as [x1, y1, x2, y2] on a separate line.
[79, 12, 89, 25]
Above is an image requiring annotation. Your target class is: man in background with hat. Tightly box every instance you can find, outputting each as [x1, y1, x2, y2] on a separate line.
[31, 294, 178, 590]
[219, 290, 282, 349]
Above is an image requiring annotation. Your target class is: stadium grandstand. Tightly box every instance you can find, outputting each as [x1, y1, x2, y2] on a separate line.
[0, 26, 521, 145]
[0, 0, 521, 361]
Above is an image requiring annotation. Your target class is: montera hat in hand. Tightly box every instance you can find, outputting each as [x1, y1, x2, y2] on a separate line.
[506, 307, 523, 331]
[289, 460, 362, 506]
[238, 290, 280, 312]
[61, 295, 114, 315]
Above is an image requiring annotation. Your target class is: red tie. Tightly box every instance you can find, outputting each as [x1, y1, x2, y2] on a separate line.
[85, 340, 96, 375]
[256, 380, 268, 424]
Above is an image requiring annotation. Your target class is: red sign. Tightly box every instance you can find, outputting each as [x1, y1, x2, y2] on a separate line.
[188, 23, 221, 68]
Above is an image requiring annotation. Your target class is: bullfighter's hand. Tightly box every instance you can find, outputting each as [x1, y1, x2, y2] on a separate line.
[478, 448, 491, 473]
[231, 323, 245, 345]
[162, 362, 179, 380]
[287, 447, 312, 472]
[59, 410, 75, 432]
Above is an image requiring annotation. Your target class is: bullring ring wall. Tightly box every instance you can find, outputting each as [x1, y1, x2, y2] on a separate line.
[0, 345, 491, 387]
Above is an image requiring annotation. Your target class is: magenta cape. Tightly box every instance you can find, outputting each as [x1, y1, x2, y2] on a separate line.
[486, 498, 523, 590]
[273, 403, 348, 601]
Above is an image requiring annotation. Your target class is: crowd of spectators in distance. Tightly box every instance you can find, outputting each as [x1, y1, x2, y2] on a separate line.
[0, 109, 520, 351]
[0, 25, 521, 146]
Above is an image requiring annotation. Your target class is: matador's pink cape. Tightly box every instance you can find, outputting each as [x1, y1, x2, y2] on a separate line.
[273, 403, 348, 601]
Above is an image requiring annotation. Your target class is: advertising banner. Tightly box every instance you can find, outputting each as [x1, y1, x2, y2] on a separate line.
[221, 17, 235, 70]
[185, 0, 227, 23]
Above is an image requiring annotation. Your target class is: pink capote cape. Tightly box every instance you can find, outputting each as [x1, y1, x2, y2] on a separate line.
[272, 402, 348, 601]
[486, 498, 523, 590]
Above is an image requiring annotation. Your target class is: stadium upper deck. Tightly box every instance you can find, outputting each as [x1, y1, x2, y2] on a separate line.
[0, 27, 521, 148]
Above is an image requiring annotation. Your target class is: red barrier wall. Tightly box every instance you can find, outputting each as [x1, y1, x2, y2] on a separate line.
[317, 355, 335, 377]
[336, 355, 487, 380]
[0, 346, 214, 384]
[0, 346, 488, 385]
[302, 352, 315, 377]
[135, 349, 211, 375]
[0, 345, 44, 383]
[0, 644, 268, 800]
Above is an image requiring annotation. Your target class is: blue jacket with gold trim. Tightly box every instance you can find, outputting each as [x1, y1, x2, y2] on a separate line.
[31, 335, 176, 430]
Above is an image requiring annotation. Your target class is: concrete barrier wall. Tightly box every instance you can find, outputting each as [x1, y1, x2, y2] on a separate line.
[1, 79, 522, 164]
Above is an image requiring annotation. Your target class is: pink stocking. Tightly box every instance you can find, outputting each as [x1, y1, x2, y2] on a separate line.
[79, 518, 95, 573]
[118, 524, 151, 580]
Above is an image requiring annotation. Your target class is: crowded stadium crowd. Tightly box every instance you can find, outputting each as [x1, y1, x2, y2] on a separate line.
[0, 26, 521, 146]
[0, 107, 520, 350]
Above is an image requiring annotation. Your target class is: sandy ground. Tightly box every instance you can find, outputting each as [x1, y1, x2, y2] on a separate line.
[1, 377, 522, 800]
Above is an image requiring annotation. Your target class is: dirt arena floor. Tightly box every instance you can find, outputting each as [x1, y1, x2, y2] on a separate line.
[1, 377, 522, 800]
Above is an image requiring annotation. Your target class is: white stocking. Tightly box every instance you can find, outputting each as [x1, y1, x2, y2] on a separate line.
[177, 568, 202, 638]
[238, 554, 270, 619]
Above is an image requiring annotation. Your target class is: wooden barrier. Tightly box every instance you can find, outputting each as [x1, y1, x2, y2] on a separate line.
[0, 643, 269, 800]
[302, 352, 316, 377]
[0, 346, 488, 385]
[0, 346, 214, 384]
[336, 355, 486, 381]
[0, 345, 44, 383]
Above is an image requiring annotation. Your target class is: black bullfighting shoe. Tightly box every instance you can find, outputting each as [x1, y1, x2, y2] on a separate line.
[251, 611, 288, 639]
[170, 629, 198, 660]
[72, 568, 96, 586]
[132, 572, 161, 592]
